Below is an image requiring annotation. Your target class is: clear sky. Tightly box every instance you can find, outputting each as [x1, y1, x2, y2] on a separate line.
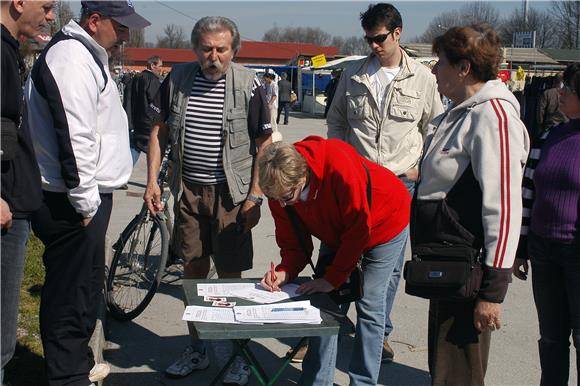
[68, 1, 552, 44]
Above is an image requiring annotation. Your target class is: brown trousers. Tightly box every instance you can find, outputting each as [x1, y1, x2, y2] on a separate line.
[428, 299, 491, 386]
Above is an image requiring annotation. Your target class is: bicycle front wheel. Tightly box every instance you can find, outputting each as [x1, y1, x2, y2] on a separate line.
[106, 212, 169, 321]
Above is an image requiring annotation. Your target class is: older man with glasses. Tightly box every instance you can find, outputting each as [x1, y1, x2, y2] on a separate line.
[326, 2, 444, 365]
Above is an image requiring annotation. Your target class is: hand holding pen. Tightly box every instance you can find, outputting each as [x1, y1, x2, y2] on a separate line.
[260, 261, 287, 292]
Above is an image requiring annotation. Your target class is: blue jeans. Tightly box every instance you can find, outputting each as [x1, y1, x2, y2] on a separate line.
[384, 176, 415, 338]
[299, 227, 409, 386]
[528, 232, 580, 386]
[1, 219, 31, 381]
[130, 146, 141, 166]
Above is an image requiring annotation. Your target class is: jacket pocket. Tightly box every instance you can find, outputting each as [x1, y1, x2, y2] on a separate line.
[227, 108, 250, 148]
[390, 88, 421, 121]
[231, 156, 253, 194]
[346, 93, 368, 120]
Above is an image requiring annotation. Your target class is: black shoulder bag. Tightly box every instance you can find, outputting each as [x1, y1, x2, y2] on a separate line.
[284, 163, 372, 305]
[403, 165, 484, 302]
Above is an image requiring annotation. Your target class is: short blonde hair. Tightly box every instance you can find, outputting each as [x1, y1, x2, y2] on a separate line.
[259, 142, 308, 199]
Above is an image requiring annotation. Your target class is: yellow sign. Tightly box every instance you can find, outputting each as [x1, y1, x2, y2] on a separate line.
[516, 66, 526, 81]
[311, 54, 327, 68]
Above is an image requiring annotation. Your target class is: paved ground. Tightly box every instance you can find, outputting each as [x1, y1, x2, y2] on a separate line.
[103, 112, 575, 386]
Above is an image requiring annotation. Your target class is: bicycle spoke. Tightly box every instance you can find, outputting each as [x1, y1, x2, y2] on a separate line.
[107, 215, 167, 319]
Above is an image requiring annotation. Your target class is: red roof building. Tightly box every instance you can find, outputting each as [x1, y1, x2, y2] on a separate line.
[123, 41, 338, 71]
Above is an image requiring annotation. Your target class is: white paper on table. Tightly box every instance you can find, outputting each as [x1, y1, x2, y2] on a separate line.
[233, 300, 322, 324]
[237, 283, 300, 304]
[182, 305, 237, 324]
[196, 283, 256, 297]
[196, 282, 300, 304]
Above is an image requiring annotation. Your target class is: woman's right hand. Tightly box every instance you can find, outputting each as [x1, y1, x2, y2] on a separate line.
[260, 269, 288, 292]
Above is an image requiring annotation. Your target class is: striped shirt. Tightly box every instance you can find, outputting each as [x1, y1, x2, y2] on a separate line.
[150, 67, 272, 186]
[182, 75, 226, 184]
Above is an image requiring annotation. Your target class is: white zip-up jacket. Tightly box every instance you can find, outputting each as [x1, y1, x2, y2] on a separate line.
[417, 79, 530, 302]
[25, 21, 132, 218]
[327, 50, 444, 175]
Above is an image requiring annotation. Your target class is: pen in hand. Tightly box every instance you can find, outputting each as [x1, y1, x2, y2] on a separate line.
[270, 261, 277, 292]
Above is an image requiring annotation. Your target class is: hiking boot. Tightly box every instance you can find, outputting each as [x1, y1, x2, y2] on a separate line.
[223, 356, 250, 385]
[89, 363, 110, 383]
[286, 340, 308, 363]
[382, 338, 394, 363]
[165, 346, 209, 378]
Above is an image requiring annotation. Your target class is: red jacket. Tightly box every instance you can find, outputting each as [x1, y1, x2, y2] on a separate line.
[270, 136, 410, 288]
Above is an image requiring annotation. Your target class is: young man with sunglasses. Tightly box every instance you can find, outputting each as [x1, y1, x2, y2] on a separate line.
[24, 2, 150, 385]
[327, 2, 443, 364]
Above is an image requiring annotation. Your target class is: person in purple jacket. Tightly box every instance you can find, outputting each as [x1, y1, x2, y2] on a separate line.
[513, 62, 580, 386]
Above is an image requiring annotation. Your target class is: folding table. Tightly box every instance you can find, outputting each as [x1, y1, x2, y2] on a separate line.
[182, 278, 350, 386]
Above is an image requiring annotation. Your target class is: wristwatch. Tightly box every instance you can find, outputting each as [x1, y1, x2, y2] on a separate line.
[246, 194, 263, 206]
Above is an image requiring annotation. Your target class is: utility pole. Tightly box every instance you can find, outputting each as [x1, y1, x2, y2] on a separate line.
[522, 0, 529, 29]
[576, 1, 580, 50]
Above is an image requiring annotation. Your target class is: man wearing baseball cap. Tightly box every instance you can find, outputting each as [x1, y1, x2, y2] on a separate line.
[25, 2, 150, 385]
[81, 0, 150, 29]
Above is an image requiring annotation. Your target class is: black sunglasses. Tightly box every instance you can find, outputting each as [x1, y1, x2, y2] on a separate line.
[364, 31, 393, 45]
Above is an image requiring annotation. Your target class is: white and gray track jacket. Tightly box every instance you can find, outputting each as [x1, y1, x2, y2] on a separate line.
[417, 80, 530, 302]
[25, 21, 132, 218]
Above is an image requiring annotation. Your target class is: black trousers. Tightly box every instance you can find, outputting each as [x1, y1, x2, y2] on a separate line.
[428, 299, 491, 386]
[32, 192, 112, 386]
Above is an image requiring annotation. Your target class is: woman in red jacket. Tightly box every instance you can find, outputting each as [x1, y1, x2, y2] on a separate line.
[259, 136, 410, 386]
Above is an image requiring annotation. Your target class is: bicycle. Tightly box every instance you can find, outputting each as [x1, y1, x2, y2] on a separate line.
[105, 150, 174, 321]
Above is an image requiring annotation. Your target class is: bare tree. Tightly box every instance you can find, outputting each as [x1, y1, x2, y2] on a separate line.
[461, 1, 500, 26]
[332, 36, 370, 56]
[417, 10, 463, 43]
[156, 24, 187, 48]
[418, 2, 501, 43]
[128, 29, 145, 48]
[550, 0, 580, 48]
[55, 1, 75, 30]
[499, 7, 555, 48]
[263, 26, 332, 46]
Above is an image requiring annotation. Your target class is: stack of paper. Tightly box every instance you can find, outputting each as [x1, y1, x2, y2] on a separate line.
[233, 300, 322, 324]
[182, 300, 322, 325]
[197, 282, 300, 304]
[182, 305, 238, 324]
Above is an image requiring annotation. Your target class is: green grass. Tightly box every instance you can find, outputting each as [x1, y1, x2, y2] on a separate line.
[3, 235, 47, 386]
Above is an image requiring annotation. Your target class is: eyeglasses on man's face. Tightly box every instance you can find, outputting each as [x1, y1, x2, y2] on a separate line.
[364, 30, 394, 45]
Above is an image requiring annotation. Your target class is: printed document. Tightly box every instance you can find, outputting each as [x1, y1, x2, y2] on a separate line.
[182, 305, 237, 323]
[233, 300, 322, 324]
[197, 282, 300, 304]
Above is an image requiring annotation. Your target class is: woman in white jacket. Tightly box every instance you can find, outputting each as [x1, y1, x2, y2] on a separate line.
[413, 24, 529, 385]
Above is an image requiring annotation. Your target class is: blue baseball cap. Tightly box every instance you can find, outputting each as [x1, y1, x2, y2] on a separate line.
[81, 1, 151, 29]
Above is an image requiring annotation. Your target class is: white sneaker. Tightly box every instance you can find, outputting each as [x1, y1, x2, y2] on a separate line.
[165, 345, 210, 378]
[88, 363, 110, 382]
[223, 356, 250, 385]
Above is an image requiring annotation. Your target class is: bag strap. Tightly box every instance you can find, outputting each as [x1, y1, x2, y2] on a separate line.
[285, 206, 317, 272]
[284, 161, 372, 271]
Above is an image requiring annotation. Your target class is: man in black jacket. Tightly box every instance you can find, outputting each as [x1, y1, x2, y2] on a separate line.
[0, 0, 55, 381]
[125, 55, 163, 164]
[536, 76, 568, 139]
[276, 72, 292, 125]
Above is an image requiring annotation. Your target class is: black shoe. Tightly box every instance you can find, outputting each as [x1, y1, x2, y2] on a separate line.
[382, 339, 394, 363]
